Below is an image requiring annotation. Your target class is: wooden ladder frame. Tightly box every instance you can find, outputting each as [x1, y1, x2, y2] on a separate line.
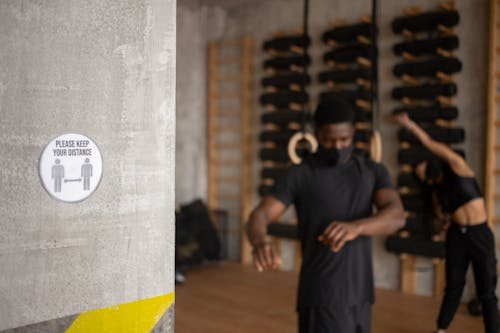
[207, 36, 254, 263]
[400, 255, 445, 298]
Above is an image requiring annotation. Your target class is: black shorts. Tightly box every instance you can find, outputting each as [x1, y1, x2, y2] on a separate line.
[298, 303, 371, 333]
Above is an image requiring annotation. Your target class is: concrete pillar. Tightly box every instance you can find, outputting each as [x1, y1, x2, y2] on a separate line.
[0, 0, 176, 331]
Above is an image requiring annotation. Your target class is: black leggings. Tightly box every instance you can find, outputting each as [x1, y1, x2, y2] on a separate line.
[437, 222, 499, 333]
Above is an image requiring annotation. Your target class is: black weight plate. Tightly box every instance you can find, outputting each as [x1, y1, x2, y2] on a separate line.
[392, 83, 457, 100]
[392, 10, 460, 34]
[323, 44, 371, 63]
[322, 23, 372, 43]
[318, 68, 372, 84]
[394, 35, 459, 56]
[398, 172, 422, 188]
[398, 127, 465, 144]
[260, 91, 309, 107]
[398, 146, 464, 165]
[401, 194, 428, 211]
[393, 105, 458, 121]
[263, 55, 311, 71]
[355, 129, 372, 143]
[393, 57, 462, 77]
[263, 35, 311, 52]
[385, 235, 446, 258]
[320, 89, 371, 104]
[260, 147, 309, 162]
[261, 110, 305, 126]
[261, 167, 288, 180]
[261, 73, 311, 88]
[259, 130, 299, 144]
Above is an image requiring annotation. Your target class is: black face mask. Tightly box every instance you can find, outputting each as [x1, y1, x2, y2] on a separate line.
[316, 145, 354, 166]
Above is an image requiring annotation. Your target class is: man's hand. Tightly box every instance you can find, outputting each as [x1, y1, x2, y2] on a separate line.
[318, 221, 361, 252]
[251, 240, 282, 272]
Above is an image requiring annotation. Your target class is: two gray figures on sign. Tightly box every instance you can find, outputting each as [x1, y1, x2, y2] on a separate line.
[52, 158, 93, 193]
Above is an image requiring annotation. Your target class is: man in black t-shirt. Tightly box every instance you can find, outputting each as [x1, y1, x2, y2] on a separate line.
[246, 99, 405, 333]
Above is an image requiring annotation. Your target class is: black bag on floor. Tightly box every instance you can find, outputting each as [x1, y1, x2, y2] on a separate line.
[180, 199, 221, 261]
[175, 212, 204, 268]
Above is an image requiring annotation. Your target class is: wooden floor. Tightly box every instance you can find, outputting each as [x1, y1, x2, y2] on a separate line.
[176, 262, 483, 333]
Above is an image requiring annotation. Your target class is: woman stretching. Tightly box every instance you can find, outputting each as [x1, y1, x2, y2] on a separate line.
[394, 112, 499, 333]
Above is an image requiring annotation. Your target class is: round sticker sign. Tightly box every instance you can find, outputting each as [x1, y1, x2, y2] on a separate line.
[39, 133, 103, 203]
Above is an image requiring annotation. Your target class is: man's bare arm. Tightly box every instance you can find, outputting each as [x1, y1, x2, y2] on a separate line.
[320, 188, 405, 252]
[245, 196, 287, 271]
[354, 188, 406, 236]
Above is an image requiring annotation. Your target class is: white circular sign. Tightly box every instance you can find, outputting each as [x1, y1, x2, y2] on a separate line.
[39, 133, 103, 203]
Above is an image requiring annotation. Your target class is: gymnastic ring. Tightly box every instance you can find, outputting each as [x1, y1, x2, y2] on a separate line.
[287, 132, 318, 164]
[370, 130, 382, 162]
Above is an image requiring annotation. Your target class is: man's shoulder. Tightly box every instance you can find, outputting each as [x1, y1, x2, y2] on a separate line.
[278, 159, 310, 181]
[352, 154, 390, 178]
[353, 153, 387, 169]
[354, 153, 385, 167]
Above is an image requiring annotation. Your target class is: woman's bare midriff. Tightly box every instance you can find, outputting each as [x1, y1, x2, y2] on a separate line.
[451, 198, 487, 225]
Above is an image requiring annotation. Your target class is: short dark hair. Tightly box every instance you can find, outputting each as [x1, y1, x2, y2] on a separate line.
[314, 98, 355, 126]
[424, 156, 444, 181]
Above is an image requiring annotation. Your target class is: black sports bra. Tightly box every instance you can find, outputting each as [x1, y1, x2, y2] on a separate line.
[436, 166, 482, 213]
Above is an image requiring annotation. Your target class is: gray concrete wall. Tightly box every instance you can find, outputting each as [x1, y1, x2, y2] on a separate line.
[176, 0, 209, 204]
[0, 0, 176, 330]
[179, 0, 490, 295]
[176, 0, 235, 205]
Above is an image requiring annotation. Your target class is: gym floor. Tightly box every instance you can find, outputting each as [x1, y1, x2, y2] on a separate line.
[176, 262, 483, 333]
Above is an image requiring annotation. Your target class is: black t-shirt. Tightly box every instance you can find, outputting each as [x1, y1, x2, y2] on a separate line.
[270, 153, 393, 309]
